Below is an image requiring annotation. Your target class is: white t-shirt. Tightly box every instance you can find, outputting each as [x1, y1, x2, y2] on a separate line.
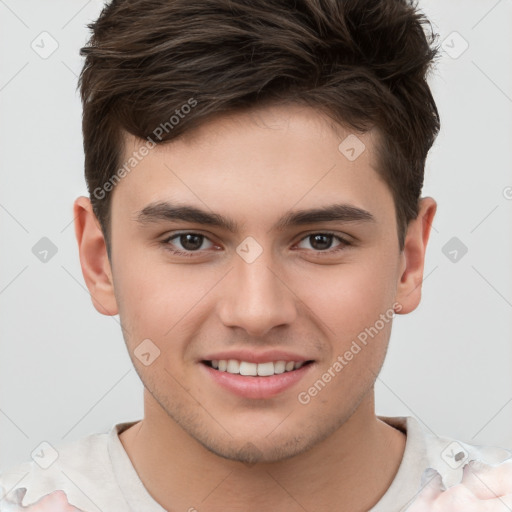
[0, 415, 510, 512]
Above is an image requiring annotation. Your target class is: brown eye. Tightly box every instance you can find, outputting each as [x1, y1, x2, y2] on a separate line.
[178, 233, 204, 251]
[297, 233, 349, 252]
[298, 233, 351, 255]
[309, 234, 334, 250]
[163, 232, 215, 254]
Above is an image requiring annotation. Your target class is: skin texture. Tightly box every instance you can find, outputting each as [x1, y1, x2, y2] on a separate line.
[74, 104, 436, 511]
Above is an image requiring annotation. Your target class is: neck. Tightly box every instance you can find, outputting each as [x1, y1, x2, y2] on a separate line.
[119, 389, 406, 512]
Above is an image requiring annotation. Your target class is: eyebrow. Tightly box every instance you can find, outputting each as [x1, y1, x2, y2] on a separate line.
[135, 201, 376, 233]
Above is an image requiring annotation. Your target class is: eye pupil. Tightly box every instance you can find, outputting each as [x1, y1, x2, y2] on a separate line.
[180, 234, 203, 250]
[310, 234, 332, 250]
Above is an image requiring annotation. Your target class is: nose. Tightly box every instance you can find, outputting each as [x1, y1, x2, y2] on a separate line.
[217, 251, 298, 338]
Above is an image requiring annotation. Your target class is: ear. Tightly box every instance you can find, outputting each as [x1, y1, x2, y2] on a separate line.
[73, 196, 118, 316]
[395, 197, 437, 314]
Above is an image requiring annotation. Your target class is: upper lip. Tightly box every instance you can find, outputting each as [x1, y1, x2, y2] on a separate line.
[200, 349, 313, 364]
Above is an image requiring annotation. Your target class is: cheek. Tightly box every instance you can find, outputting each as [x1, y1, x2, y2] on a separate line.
[112, 252, 217, 349]
[293, 255, 398, 336]
[112, 249, 177, 338]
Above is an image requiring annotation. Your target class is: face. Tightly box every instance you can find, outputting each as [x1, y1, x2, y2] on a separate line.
[82, 104, 420, 463]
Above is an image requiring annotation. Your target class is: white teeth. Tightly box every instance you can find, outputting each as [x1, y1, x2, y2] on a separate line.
[273, 361, 286, 374]
[227, 359, 240, 373]
[257, 362, 275, 376]
[239, 361, 257, 376]
[209, 359, 308, 376]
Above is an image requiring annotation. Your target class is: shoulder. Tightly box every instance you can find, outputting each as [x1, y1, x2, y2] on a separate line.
[423, 426, 512, 488]
[383, 415, 512, 487]
[0, 424, 127, 510]
[371, 415, 512, 511]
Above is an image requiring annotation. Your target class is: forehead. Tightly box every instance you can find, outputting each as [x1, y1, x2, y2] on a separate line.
[111, 104, 392, 225]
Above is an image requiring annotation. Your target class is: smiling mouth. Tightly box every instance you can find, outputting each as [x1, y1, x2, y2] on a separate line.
[202, 359, 314, 377]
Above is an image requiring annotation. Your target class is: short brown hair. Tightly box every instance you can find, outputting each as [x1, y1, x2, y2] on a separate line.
[78, 0, 440, 255]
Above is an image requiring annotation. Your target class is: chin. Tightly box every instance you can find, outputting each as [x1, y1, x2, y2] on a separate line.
[198, 436, 311, 465]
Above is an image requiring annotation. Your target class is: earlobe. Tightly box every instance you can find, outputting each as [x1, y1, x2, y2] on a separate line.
[395, 197, 437, 314]
[73, 196, 119, 316]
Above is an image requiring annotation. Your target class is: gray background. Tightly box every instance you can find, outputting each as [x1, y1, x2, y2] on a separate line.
[1, 0, 511, 472]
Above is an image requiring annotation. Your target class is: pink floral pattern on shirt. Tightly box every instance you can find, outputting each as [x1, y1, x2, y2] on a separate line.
[0, 487, 85, 511]
[406, 459, 512, 511]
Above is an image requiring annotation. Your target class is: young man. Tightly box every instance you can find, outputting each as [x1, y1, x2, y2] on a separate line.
[1, 0, 511, 511]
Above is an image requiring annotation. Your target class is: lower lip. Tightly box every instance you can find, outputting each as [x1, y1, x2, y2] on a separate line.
[200, 362, 314, 399]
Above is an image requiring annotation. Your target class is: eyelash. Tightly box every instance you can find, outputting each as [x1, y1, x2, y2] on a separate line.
[161, 231, 352, 257]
